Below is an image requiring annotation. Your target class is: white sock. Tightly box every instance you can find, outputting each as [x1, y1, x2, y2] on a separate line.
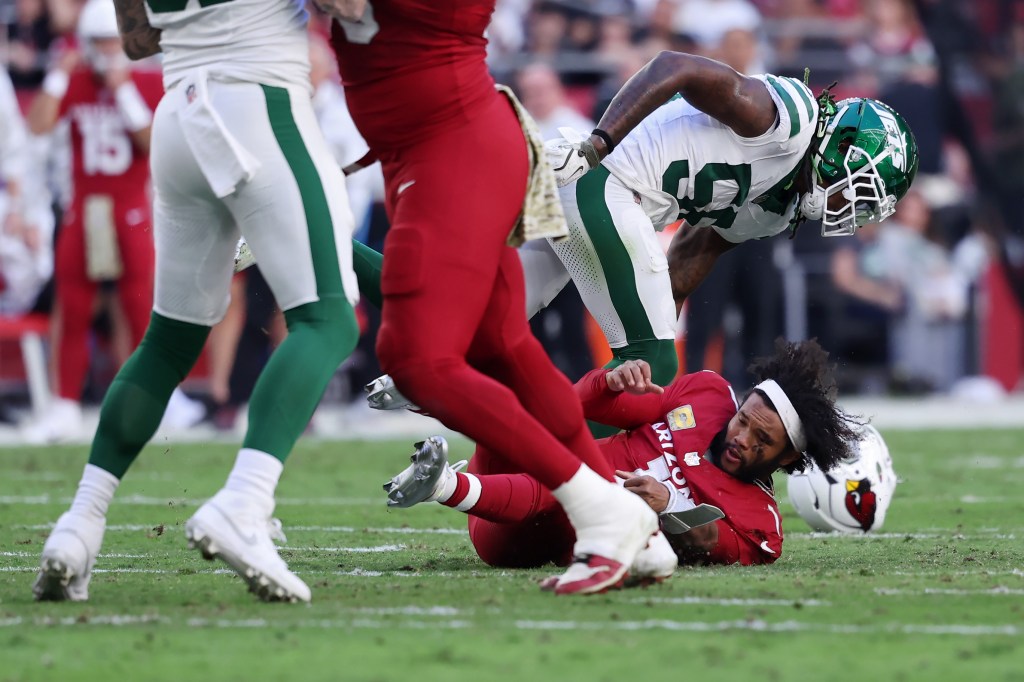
[69, 464, 119, 520]
[551, 464, 614, 523]
[224, 448, 283, 506]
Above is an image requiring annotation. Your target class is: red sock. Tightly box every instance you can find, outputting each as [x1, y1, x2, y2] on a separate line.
[442, 472, 559, 524]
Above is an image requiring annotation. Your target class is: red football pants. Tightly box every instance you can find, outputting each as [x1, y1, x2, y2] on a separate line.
[463, 438, 635, 568]
[53, 214, 154, 400]
[375, 93, 612, 492]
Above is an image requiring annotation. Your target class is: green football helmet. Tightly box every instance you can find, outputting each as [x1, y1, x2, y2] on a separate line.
[799, 98, 919, 236]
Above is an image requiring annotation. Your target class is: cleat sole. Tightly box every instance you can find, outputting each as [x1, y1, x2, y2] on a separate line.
[185, 523, 304, 604]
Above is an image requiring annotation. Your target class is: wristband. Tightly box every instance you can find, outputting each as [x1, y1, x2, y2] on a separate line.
[115, 81, 153, 132]
[591, 127, 614, 154]
[42, 70, 70, 100]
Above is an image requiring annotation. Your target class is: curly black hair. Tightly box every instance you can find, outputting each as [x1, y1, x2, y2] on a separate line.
[747, 338, 863, 475]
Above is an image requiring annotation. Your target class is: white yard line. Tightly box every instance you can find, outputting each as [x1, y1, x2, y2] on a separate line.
[0, 495, 381, 506]
[0, 614, 1018, 636]
[15, 524, 469, 536]
[634, 597, 831, 607]
[875, 587, 1024, 596]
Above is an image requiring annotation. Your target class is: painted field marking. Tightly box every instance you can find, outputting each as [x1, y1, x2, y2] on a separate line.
[14, 524, 469, 536]
[875, 587, 1024, 596]
[0, 615, 1019, 637]
[634, 596, 831, 607]
[0, 495, 381, 507]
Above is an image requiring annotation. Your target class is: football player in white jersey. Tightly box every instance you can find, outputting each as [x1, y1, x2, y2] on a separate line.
[349, 50, 918, 435]
[34, 0, 360, 604]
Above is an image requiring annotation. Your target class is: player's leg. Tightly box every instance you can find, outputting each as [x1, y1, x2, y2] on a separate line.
[468, 514, 575, 568]
[467, 247, 613, 480]
[376, 95, 656, 594]
[34, 89, 232, 601]
[113, 215, 155, 347]
[184, 82, 358, 602]
[351, 238, 383, 309]
[552, 168, 678, 435]
[23, 218, 95, 442]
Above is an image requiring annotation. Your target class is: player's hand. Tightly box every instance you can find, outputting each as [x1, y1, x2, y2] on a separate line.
[616, 470, 670, 513]
[545, 127, 600, 188]
[313, 0, 367, 21]
[54, 48, 80, 74]
[605, 360, 664, 395]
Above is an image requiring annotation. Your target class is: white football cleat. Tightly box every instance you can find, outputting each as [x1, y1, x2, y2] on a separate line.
[364, 375, 420, 412]
[33, 512, 106, 601]
[625, 531, 677, 587]
[22, 398, 83, 445]
[185, 489, 310, 603]
[383, 436, 466, 508]
[548, 483, 659, 595]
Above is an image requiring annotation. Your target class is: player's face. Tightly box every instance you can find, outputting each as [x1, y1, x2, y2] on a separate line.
[721, 393, 794, 481]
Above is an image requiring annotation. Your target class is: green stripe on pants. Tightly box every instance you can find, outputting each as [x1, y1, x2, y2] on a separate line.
[261, 85, 346, 300]
[575, 165, 657, 343]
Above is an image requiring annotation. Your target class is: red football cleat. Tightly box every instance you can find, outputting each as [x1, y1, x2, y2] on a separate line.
[551, 555, 629, 595]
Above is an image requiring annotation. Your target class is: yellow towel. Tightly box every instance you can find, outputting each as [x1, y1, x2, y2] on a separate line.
[495, 85, 569, 247]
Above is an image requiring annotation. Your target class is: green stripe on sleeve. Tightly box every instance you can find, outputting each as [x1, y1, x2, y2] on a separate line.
[766, 75, 800, 138]
[786, 77, 815, 122]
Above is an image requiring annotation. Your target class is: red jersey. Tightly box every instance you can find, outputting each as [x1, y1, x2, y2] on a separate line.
[59, 69, 163, 218]
[329, 0, 498, 151]
[577, 369, 785, 566]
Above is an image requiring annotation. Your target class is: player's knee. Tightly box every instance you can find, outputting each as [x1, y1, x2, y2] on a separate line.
[285, 297, 359, 364]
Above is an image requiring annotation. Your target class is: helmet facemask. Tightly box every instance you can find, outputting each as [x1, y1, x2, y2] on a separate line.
[802, 142, 899, 237]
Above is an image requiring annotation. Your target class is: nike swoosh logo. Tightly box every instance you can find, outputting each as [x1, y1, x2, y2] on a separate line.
[397, 180, 416, 195]
[759, 540, 776, 555]
[211, 503, 259, 546]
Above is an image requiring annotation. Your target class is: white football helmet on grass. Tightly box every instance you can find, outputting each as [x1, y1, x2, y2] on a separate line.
[787, 424, 897, 533]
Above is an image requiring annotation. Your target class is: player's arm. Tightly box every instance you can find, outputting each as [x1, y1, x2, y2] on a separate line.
[114, 0, 162, 60]
[107, 70, 154, 153]
[575, 361, 665, 430]
[590, 51, 777, 159]
[26, 51, 79, 135]
[665, 522, 719, 564]
[666, 222, 738, 314]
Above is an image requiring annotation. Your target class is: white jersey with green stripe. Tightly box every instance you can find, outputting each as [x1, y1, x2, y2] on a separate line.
[146, 0, 311, 91]
[600, 74, 818, 244]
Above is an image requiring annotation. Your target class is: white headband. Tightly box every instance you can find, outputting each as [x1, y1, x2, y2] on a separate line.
[755, 380, 807, 453]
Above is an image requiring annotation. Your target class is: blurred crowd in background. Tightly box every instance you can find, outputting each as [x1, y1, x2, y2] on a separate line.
[1, 0, 1023, 443]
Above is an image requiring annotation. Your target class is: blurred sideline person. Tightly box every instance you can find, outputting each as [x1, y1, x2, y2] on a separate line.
[0, 66, 53, 317]
[325, 0, 658, 595]
[383, 339, 860, 572]
[23, 0, 162, 443]
[34, 0, 360, 604]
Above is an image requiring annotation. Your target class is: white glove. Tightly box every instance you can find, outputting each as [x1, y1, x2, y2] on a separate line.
[545, 127, 601, 188]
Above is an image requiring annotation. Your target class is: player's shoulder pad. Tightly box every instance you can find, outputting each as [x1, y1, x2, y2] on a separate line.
[759, 74, 818, 141]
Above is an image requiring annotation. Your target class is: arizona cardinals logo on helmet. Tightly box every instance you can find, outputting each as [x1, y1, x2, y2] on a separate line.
[843, 478, 878, 531]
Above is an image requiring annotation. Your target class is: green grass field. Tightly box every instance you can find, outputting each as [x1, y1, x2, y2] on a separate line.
[2, 430, 1024, 681]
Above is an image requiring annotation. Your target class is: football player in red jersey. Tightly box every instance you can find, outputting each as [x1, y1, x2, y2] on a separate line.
[322, 0, 659, 594]
[384, 339, 862, 573]
[24, 0, 162, 443]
